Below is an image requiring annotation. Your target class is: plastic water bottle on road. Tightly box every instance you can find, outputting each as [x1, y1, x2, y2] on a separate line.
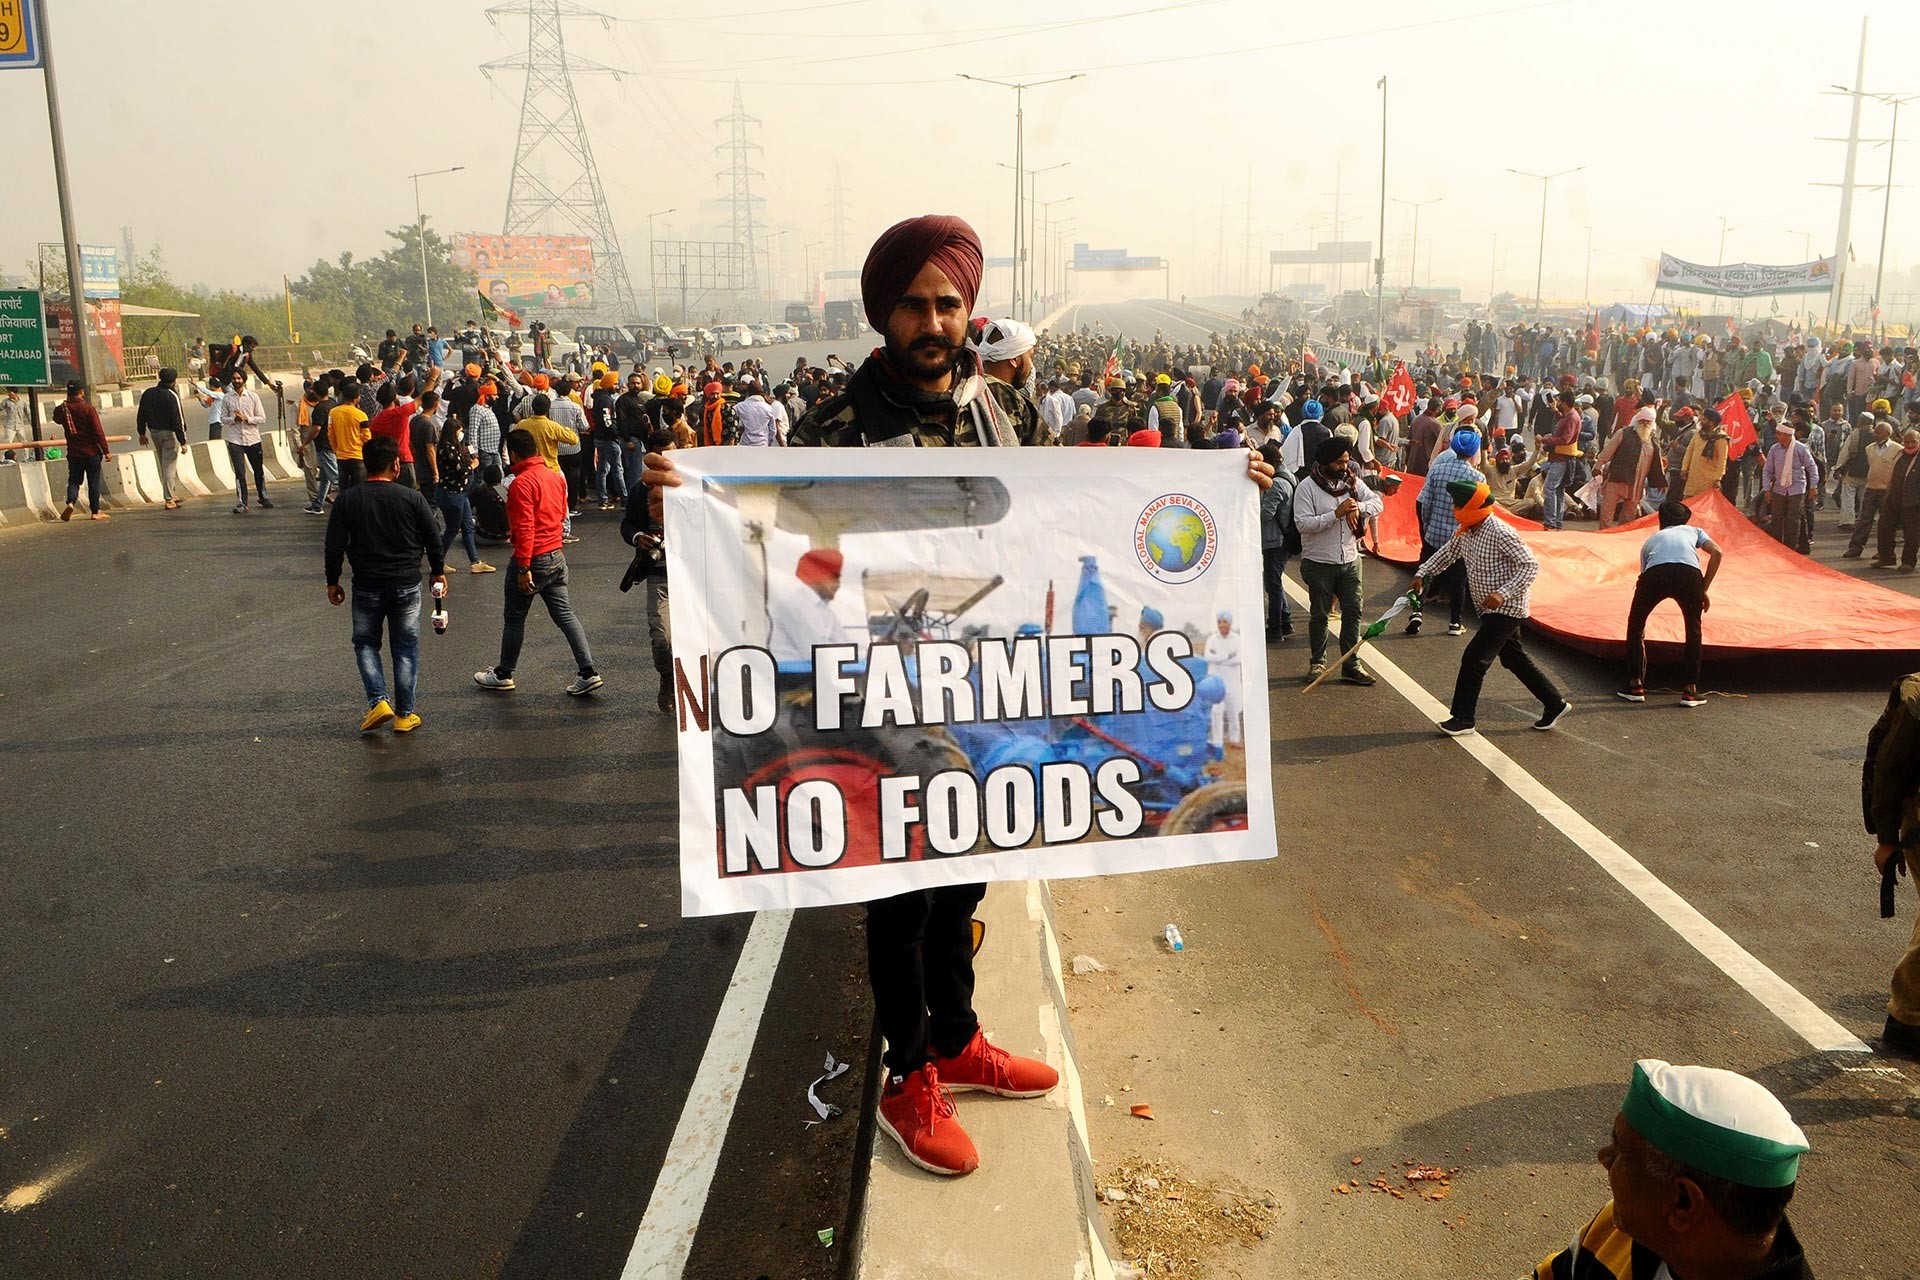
[1163, 924, 1184, 952]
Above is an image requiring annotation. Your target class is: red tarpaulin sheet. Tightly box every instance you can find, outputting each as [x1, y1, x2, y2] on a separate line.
[1360, 471, 1920, 655]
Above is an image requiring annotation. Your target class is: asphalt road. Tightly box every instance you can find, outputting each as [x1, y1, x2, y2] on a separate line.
[0, 493, 872, 1279]
[1057, 525, 1920, 1275]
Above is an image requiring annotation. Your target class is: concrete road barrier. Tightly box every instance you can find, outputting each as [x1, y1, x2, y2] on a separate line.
[1, 459, 62, 521]
[101, 454, 146, 508]
[192, 440, 236, 492]
[263, 430, 300, 482]
[129, 450, 165, 503]
[171, 443, 212, 498]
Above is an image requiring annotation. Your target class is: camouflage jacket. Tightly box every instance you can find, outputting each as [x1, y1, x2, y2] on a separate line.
[790, 351, 1053, 448]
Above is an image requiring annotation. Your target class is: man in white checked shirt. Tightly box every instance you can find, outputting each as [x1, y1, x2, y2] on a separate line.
[1411, 476, 1569, 737]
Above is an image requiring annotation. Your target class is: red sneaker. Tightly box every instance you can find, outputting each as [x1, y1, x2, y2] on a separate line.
[932, 1029, 1059, 1098]
[877, 1066, 978, 1176]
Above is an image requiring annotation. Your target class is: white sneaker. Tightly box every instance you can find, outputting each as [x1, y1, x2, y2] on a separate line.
[565, 673, 605, 696]
[473, 669, 515, 691]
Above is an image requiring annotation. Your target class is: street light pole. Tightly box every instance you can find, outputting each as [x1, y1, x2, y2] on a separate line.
[804, 241, 822, 307]
[34, 0, 92, 394]
[647, 207, 675, 325]
[1037, 196, 1074, 318]
[1715, 215, 1738, 266]
[1865, 92, 1916, 342]
[764, 229, 788, 303]
[1509, 165, 1583, 321]
[1390, 196, 1443, 290]
[961, 73, 1083, 322]
[998, 161, 1069, 321]
[1374, 75, 1387, 369]
[407, 165, 464, 330]
[1583, 225, 1594, 311]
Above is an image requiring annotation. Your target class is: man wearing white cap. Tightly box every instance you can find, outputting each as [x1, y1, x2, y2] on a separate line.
[970, 317, 1043, 443]
[1204, 610, 1244, 748]
[1530, 1059, 1811, 1280]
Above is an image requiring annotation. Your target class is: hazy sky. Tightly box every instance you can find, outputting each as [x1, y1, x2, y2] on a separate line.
[5, 0, 1918, 311]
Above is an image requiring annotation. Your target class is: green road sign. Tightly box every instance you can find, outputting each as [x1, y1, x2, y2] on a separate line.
[0, 289, 52, 387]
[0, 0, 42, 70]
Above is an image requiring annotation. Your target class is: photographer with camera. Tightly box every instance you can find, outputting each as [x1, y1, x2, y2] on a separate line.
[620, 427, 676, 712]
[1865, 672, 1920, 1057]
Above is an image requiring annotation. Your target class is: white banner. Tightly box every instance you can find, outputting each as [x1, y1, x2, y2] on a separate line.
[664, 447, 1277, 917]
[1655, 253, 1838, 298]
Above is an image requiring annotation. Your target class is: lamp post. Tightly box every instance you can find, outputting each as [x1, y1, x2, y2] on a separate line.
[407, 165, 464, 330]
[647, 207, 675, 325]
[1374, 75, 1387, 368]
[1036, 195, 1074, 317]
[1715, 215, 1739, 266]
[803, 241, 822, 308]
[1583, 225, 1593, 311]
[1390, 196, 1443, 290]
[1863, 92, 1917, 341]
[764, 229, 788, 303]
[997, 160, 1070, 321]
[1052, 219, 1076, 305]
[1508, 165, 1583, 321]
[961, 73, 1084, 323]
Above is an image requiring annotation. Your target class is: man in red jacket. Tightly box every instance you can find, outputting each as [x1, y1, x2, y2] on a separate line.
[56, 381, 112, 522]
[473, 427, 604, 695]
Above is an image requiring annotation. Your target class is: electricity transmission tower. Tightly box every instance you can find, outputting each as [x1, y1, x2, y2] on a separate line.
[484, 0, 637, 315]
[715, 83, 763, 306]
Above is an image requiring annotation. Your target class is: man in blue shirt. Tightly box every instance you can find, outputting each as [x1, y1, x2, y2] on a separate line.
[1618, 501, 1723, 708]
[1762, 416, 1821, 552]
[1408, 429, 1485, 636]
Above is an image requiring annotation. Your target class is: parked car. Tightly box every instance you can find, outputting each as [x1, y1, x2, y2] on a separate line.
[766, 322, 800, 344]
[712, 323, 755, 349]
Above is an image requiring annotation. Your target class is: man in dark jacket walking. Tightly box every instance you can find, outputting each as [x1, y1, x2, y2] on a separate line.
[137, 368, 188, 509]
[323, 434, 446, 734]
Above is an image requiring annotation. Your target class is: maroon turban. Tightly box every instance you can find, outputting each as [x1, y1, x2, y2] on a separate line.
[860, 215, 984, 332]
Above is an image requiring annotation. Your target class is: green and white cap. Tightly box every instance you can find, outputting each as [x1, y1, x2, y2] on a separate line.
[1621, 1059, 1808, 1189]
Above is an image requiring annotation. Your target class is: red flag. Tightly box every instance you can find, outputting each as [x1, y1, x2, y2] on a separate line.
[1379, 361, 1416, 418]
[1716, 392, 1758, 460]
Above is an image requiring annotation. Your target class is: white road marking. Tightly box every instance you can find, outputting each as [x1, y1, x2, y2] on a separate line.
[1280, 579, 1871, 1054]
[620, 908, 795, 1279]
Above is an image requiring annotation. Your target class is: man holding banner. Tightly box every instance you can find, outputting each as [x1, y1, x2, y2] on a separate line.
[640, 214, 1275, 1179]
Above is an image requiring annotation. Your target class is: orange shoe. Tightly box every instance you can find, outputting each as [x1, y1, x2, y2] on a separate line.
[932, 1029, 1059, 1098]
[877, 1066, 978, 1176]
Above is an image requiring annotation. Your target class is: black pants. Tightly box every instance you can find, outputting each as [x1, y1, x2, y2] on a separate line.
[867, 882, 986, 1077]
[227, 441, 266, 504]
[1625, 563, 1704, 689]
[1449, 612, 1562, 725]
[1261, 545, 1291, 635]
[1413, 537, 1467, 626]
[338, 458, 366, 490]
[65, 453, 103, 513]
[1880, 502, 1920, 567]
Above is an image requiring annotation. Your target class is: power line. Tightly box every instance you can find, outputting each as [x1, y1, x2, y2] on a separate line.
[639, 0, 1582, 87]
[646, 0, 1221, 74]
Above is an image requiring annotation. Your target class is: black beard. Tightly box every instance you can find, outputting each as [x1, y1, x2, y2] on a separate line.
[884, 332, 960, 378]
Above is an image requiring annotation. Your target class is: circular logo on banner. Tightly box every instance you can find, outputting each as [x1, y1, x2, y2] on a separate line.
[1135, 494, 1217, 584]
